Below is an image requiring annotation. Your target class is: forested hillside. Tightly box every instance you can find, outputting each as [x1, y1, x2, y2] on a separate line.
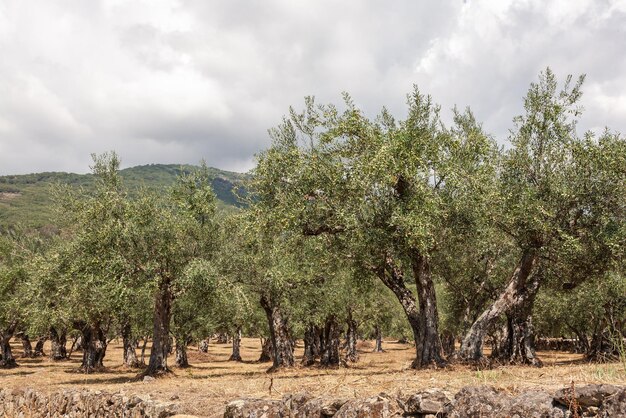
[0, 164, 246, 229]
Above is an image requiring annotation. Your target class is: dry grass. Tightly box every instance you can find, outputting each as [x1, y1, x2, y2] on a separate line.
[1, 338, 624, 417]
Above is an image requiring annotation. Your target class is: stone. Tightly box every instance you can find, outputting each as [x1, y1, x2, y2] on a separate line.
[224, 398, 286, 418]
[143, 375, 156, 383]
[446, 386, 567, 418]
[334, 394, 402, 418]
[554, 384, 621, 408]
[400, 388, 452, 415]
[295, 397, 349, 417]
[599, 387, 626, 417]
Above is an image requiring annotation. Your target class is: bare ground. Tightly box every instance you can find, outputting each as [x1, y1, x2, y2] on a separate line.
[1, 338, 624, 417]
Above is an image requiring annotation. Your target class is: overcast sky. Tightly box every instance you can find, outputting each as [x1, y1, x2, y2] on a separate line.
[0, 0, 625, 175]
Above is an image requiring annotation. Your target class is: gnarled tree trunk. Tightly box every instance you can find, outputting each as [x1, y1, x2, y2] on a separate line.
[441, 332, 456, 357]
[17, 333, 33, 358]
[373, 325, 384, 353]
[121, 321, 140, 368]
[146, 280, 173, 376]
[74, 321, 107, 373]
[34, 336, 46, 357]
[260, 294, 294, 370]
[302, 324, 316, 366]
[49, 327, 67, 361]
[258, 337, 273, 362]
[410, 252, 445, 368]
[175, 335, 191, 368]
[492, 275, 542, 366]
[229, 328, 242, 362]
[376, 258, 418, 358]
[344, 313, 359, 363]
[320, 315, 340, 367]
[198, 338, 209, 353]
[460, 251, 537, 361]
[0, 321, 18, 368]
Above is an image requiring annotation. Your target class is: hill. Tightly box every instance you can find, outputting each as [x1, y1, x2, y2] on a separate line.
[0, 164, 247, 229]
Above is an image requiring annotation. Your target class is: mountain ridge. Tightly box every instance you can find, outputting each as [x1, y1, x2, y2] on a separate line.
[0, 163, 247, 229]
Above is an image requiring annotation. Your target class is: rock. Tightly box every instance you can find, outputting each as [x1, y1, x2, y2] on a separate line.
[0, 388, 178, 417]
[599, 387, 626, 417]
[447, 386, 567, 418]
[506, 390, 566, 418]
[400, 388, 452, 415]
[224, 398, 286, 418]
[446, 386, 510, 417]
[282, 392, 313, 412]
[295, 397, 349, 417]
[335, 394, 403, 418]
[143, 375, 156, 383]
[170, 394, 180, 400]
[554, 384, 621, 408]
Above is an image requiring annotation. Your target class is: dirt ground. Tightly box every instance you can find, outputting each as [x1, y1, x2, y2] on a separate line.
[1, 338, 624, 417]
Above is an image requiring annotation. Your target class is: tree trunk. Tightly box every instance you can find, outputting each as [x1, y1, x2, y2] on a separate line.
[140, 337, 148, 365]
[49, 327, 67, 361]
[258, 337, 273, 362]
[198, 338, 209, 353]
[229, 328, 243, 361]
[260, 294, 294, 370]
[492, 276, 542, 366]
[345, 313, 359, 363]
[410, 252, 445, 368]
[121, 321, 140, 368]
[0, 322, 18, 368]
[146, 281, 173, 376]
[302, 324, 316, 366]
[67, 335, 81, 359]
[441, 332, 456, 357]
[74, 321, 107, 373]
[320, 315, 341, 367]
[175, 335, 190, 368]
[460, 251, 537, 361]
[216, 333, 228, 344]
[376, 258, 419, 358]
[373, 325, 384, 352]
[17, 333, 33, 358]
[34, 336, 46, 357]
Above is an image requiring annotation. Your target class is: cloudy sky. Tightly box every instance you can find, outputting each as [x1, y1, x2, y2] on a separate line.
[0, 0, 625, 175]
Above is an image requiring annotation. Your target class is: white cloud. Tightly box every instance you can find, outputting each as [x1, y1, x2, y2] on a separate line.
[0, 0, 624, 174]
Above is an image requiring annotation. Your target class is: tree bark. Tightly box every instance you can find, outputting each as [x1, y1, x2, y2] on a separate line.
[441, 332, 456, 357]
[302, 324, 316, 366]
[492, 275, 542, 366]
[121, 321, 140, 368]
[345, 313, 359, 363]
[146, 280, 173, 376]
[34, 336, 46, 357]
[258, 337, 273, 362]
[376, 258, 418, 357]
[229, 328, 243, 362]
[17, 333, 33, 358]
[373, 325, 384, 353]
[260, 294, 294, 370]
[0, 321, 18, 368]
[49, 327, 67, 361]
[410, 252, 445, 368]
[198, 338, 209, 353]
[140, 337, 148, 365]
[175, 335, 190, 368]
[320, 315, 341, 367]
[74, 321, 107, 373]
[460, 251, 537, 361]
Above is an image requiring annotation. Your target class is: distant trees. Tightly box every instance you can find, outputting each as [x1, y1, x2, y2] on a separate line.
[0, 69, 623, 374]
